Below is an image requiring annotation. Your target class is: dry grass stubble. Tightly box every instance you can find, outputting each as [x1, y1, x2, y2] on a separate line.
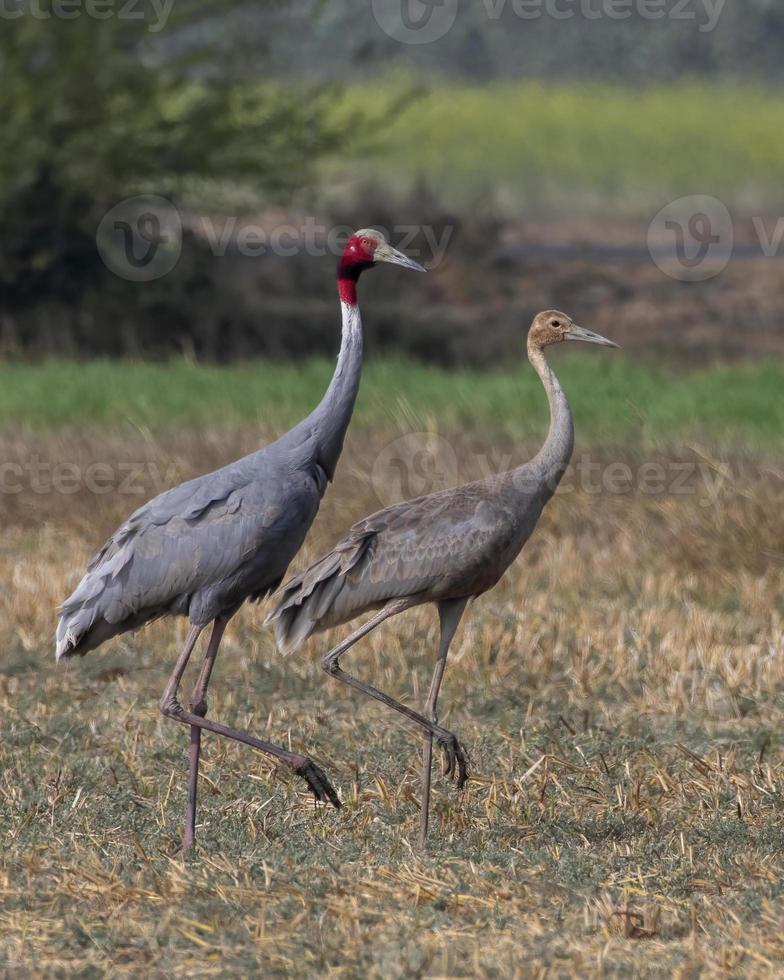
[1, 425, 783, 976]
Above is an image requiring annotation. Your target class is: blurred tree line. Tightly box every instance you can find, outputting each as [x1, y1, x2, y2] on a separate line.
[277, 0, 784, 84]
[2, 0, 782, 360]
[0, 0, 370, 355]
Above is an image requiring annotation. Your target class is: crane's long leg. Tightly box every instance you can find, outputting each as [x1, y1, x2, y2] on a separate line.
[320, 599, 469, 796]
[181, 616, 228, 853]
[419, 597, 468, 848]
[160, 625, 340, 851]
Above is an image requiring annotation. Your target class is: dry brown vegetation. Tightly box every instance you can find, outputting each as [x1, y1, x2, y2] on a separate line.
[2, 424, 784, 977]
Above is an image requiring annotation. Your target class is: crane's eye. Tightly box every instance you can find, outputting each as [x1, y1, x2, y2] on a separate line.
[552, 320, 561, 328]
[361, 237, 371, 247]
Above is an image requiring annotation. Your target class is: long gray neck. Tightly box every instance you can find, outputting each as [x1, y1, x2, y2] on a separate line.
[517, 343, 574, 499]
[307, 301, 364, 481]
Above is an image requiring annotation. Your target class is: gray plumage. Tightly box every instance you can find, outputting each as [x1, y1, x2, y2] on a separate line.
[55, 302, 364, 660]
[55, 224, 427, 667]
[269, 312, 617, 653]
[54, 228, 429, 851]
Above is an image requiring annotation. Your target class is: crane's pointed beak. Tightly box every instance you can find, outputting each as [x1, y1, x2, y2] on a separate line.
[564, 325, 620, 348]
[374, 242, 427, 272]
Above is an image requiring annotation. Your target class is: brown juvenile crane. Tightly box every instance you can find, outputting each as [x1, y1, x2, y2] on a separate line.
[267, 311, 619, 846]
[55, 229, 425, 852]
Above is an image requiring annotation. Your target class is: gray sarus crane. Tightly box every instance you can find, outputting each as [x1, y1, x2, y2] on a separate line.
[268, 311, 619, 846]
[55, 229, 425, 851]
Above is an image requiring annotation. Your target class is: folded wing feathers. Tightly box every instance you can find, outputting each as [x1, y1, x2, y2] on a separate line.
[55, 472, 247, 660]
[266, 529, 376, 655]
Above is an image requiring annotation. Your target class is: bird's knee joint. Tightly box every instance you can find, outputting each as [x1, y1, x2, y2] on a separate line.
[322, 657, 340, 677]
[190, 699, 208, 718]
[160, 695, 183, 719]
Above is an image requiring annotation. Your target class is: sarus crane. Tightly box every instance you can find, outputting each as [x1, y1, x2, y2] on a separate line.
[55, 229, 425, 851]
[268, 311, 619, 846]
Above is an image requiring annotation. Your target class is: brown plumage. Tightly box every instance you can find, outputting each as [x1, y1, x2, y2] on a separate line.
[272, 486, 517, 653]
[267, 310, 619, 846]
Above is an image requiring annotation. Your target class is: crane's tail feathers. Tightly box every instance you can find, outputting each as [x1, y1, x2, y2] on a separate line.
[55, 630, 79, 661]
[55, 570, 171, 660]
[266, 531, 374, 656]
[55, 605, 164, 661]
[54, 521, 151, 660]
[55, 603, 123, 660]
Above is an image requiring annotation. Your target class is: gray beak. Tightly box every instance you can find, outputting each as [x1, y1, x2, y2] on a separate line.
[564, 324, 620, 348]
[375, 243, 427, 273]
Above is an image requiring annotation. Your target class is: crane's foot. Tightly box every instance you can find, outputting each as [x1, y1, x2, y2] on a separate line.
[291, 756, 342, 809]
[435, 727, 469, 790]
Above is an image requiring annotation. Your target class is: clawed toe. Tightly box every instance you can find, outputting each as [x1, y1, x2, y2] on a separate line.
[439, 741, 453, 778]
[454, 752, 469, 790]
[294, 759, 342, 809]
[436, 732, 469, 789]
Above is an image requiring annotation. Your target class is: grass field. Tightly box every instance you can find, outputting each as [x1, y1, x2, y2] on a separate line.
[335, 81, 784, 213]
[2, 357, 784, 448]
[2, 362, 783, 975]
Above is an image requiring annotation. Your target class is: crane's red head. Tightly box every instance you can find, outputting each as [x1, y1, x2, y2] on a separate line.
[337, 228, 426, 305]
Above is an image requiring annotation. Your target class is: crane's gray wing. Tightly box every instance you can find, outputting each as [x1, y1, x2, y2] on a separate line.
[56, 459, 319, 658]
[268, 485, 509, 655]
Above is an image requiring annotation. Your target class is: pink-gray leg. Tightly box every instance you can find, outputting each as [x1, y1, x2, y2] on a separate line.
[419, 597, 468, 848]
[182, 616, 228, 853]
[160, 620, 340, 852]
[320, 598, 469, 841]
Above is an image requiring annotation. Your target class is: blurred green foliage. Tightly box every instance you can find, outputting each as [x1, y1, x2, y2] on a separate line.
[0, 1, 359, 306]
[341, 80, 784, 213]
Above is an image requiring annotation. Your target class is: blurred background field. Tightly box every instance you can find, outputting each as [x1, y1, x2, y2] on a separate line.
[3, 1, 784, 976]
[4, 2, 784, 361]
[3, 356, 784, 447]
[334, 81, 784, 213]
